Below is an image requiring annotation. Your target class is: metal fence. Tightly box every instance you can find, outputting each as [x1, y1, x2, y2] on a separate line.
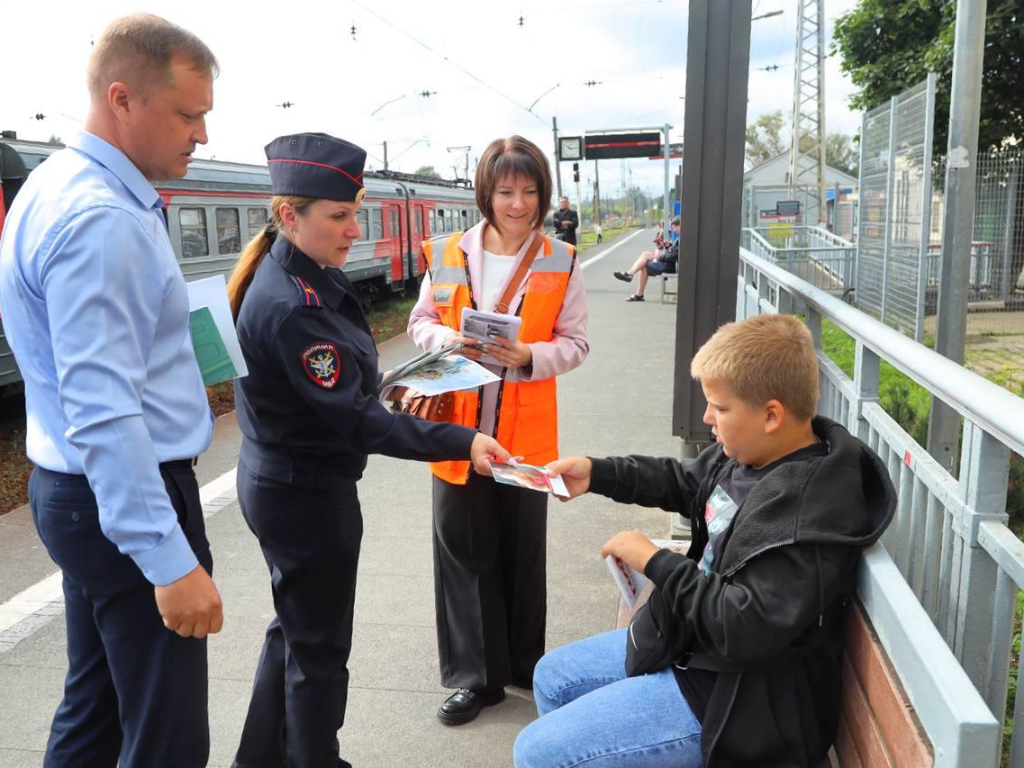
[741, 226, 855, 292]
[856, 75, 937, 341]
[739, 246, 1024, 766]
[925, 151, 1024, 346]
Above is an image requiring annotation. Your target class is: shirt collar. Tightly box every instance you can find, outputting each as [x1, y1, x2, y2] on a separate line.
[66, 130, 163, 211]
[269, 236, 347, 309]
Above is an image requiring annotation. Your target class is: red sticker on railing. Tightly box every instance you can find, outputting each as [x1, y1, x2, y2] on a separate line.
[904, 450, 912, 467]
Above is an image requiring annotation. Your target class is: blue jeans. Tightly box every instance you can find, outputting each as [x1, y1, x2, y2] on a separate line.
[514, 629, 703, 767]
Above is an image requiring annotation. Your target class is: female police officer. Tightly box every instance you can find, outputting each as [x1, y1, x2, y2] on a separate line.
[226, 133, 508, 768]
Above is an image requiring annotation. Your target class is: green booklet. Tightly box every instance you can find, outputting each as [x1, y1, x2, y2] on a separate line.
[189, 306, 238, 387]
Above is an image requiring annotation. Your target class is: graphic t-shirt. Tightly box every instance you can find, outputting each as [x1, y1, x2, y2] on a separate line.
[676, 440, 830, 723]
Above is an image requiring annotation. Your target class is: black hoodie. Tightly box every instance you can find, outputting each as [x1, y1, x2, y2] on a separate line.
[589, 417, 896, 767]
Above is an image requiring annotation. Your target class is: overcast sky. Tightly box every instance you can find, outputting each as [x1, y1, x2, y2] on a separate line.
[2, 0, 861, 199]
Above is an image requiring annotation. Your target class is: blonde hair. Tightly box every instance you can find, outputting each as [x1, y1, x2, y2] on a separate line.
[227, 196, 315, 319]
[690, 314, 819, 420]
[87, 13, 218, 102]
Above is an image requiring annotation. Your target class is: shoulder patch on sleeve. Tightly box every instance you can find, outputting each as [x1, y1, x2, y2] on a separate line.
[302, 341, 341, 388]
[292, 276, 323, 309]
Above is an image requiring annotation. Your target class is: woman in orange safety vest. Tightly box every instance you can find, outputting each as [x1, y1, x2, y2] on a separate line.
[408, 135, 589, 726]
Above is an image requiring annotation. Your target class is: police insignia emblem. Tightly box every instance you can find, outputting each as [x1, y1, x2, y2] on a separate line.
[302, 342, 341, 388]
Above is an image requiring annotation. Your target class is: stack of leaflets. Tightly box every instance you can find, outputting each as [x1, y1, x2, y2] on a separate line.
[460, 308, 522, 367]
[377, 341, 499, 399]
[488, 458, 569, 498]
[605, 539, 689, 610]
[186, 275, 248, 387]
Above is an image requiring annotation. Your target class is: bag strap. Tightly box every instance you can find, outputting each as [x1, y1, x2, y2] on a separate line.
[494, 233, 544, 315]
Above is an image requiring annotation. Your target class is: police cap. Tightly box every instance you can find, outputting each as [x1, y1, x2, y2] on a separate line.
[265, 133, 367, 202]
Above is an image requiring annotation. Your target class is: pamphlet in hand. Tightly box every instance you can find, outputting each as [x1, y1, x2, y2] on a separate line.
[488, 458, 570, 498]
[186, 275, 248, 386]
[377, 340, 500, 399]
[605, 555, 651, 610]
[460, 308, 523, 366]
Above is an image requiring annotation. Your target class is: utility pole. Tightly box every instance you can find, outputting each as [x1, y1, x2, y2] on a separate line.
[552, 116, 563, 200]
[594, 160, 601, 225]
[383, 141, 389, 172]
[663, 124, 672, 235]
[788, 0, 826, 226]
[926, 0, 988, 472]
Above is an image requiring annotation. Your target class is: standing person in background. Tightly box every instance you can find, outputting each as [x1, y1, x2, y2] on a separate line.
[227, 132, 509, 768]
[553, 195, 579, 247]
[0, 14, 222, 767]
[594, 221, 603, 244]
[409, 135, 590, 726]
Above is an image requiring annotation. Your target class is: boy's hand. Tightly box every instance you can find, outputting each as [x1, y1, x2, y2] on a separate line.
[545, 457, 591, 500]
[601, 531, 660, 573]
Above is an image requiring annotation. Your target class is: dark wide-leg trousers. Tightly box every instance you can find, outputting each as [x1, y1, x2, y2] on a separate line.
[234, 460, 362, 768]
[28, 462, 212, 768]
[432, 473, 548, 691]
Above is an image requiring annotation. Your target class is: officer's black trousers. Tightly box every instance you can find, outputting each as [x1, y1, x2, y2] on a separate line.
[234, 459, 362, 768]
[432, 473, 547, 691]
[28, 462, 212, 768]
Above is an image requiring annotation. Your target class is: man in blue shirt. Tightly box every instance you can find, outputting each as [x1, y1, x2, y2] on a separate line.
[0, 14, 221, 767]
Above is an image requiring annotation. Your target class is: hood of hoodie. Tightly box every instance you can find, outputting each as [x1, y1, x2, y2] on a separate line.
[716, 416, 897, 578]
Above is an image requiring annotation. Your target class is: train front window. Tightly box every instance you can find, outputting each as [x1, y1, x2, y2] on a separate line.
[179, 208, 209, 259]
[371, 209, 383, 240]
[216, 208, 241, 255]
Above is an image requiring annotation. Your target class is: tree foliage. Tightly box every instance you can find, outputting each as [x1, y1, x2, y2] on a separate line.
[414, 165, 441, 178]
[745, 110, 859, 175]
[832, 0, 1024, 153]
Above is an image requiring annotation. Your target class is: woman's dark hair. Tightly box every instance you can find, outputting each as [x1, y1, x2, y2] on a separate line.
[475, 136, 552, 234]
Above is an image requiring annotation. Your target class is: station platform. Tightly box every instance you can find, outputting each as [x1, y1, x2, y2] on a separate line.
[0, 228, 685, 767]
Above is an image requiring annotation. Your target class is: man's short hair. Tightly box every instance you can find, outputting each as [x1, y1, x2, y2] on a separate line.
[475, 136, 552, 233]
[87, 13, 218, 101]
[691, 314, 819, 420]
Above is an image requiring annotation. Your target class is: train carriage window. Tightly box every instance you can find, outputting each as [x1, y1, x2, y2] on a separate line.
[413, 208, 421, 235]
[371, 208, 384, 240]
[179, 208, 209, 259]
[247, 207, 268, 237]
[462, 210, 468, 230]
[356, 209, 369, 240]
[429, 209, 436, 235]
[216, 208, 241, 255]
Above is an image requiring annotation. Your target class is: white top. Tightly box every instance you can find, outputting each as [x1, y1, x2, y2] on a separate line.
[480, 249, 517, 311]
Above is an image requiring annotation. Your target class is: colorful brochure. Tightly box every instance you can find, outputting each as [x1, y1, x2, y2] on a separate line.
[488, 459, 570, 498]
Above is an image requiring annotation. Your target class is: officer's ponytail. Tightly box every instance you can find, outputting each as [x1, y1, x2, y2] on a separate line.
[228, 195, 314, 320]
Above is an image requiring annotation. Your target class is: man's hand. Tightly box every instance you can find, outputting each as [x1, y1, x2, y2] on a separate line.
[470, 434, 511, 475]
[487, 336, 532, 369]
[446, 334, 485, 361]
[154, 565, 224, 639]
[601, 531, 660, 573]
[545, 457, 592, 500]
[561, 220, 569, 229]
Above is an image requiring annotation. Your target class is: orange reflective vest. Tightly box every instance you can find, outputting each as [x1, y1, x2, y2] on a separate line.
[422, 232, 576, 485]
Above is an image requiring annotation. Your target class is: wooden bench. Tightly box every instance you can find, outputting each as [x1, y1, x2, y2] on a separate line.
[615, 587, 933, 766]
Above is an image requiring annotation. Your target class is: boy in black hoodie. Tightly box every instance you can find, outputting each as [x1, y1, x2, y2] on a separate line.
[513, 314, 896, 768]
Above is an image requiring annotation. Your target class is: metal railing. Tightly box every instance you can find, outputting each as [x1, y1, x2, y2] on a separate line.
[738, 247, 1024, 766]
[740, 226, 856, 293]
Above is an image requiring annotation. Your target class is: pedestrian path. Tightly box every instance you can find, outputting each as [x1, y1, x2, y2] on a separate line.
[0, 228, 684, 767]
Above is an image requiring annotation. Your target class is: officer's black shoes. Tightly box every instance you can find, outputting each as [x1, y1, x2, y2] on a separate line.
[437, 687, 506, 726]
[614, 271, 633, 283]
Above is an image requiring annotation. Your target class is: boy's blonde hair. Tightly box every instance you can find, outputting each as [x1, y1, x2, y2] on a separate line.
[690, 314, 819, 420]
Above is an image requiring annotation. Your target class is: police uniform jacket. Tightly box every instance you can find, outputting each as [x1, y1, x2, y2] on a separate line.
[234, 236, 476, 486]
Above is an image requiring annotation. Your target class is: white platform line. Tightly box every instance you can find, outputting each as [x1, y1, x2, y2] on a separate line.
[579, 228, 647, 271]
[0, 467, 239, 656]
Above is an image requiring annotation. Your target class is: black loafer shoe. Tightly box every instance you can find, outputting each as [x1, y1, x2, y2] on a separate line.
[437, 687, 506, 725]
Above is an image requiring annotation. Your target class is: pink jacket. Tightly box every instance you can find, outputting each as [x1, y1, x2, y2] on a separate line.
[407, 221, 589, 384]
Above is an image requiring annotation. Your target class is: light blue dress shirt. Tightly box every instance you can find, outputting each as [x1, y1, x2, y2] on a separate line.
[0, 130, 214, 586]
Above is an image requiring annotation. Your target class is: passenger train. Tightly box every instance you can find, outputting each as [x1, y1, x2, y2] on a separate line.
[0, 136, 482, 390]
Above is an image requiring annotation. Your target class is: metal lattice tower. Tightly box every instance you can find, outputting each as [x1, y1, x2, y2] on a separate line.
[788, 0, 827, 226]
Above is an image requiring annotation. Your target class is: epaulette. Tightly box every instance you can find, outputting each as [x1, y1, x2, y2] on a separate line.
[291, 275, 323, 308]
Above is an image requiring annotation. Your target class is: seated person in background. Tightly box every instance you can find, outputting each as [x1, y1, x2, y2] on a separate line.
[513, 314, 896, 768]
[614, 216, 679, 302]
